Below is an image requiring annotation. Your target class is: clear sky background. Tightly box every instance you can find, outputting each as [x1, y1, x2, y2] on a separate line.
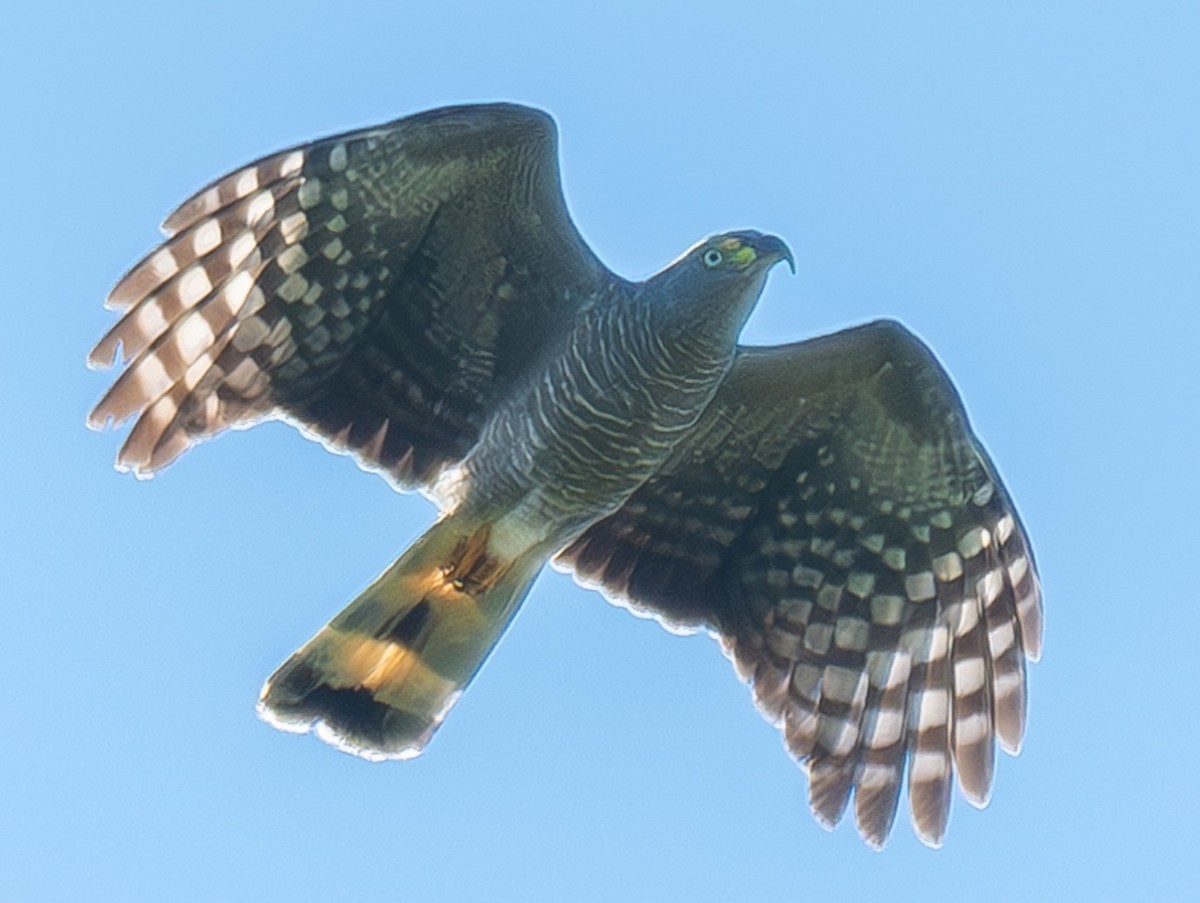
[4, 2, 1197, 900]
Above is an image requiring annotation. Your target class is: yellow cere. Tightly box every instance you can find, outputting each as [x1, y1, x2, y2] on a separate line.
[717, 238, 757, 269]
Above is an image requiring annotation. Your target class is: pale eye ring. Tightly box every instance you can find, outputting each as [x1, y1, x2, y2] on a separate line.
[702, 248, 723, 268]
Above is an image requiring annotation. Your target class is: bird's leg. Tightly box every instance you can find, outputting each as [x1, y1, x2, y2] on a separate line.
[258, 515, 547, 760]
[440, 524, 508, 594]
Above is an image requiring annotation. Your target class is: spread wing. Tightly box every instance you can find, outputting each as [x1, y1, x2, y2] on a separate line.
[558, 319, 1043, 848]
[89, 103, 611, 489]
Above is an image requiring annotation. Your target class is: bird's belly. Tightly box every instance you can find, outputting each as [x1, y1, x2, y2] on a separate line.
[456, 363, 724, 555]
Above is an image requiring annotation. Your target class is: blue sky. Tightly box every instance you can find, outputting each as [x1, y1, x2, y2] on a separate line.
[4, 1, 1198, 900]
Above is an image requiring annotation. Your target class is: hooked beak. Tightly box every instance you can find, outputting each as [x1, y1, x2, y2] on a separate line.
[754, 233, 795, 274]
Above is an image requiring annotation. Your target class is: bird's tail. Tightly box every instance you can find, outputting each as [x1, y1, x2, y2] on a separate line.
[258, 516, 545, 760]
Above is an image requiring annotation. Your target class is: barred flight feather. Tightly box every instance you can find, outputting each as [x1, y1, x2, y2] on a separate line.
[88, 175, 310, 470]
[91, 104, 604, 493]
[720, 479, 1041, 848]
[561, 320, 1044, 849]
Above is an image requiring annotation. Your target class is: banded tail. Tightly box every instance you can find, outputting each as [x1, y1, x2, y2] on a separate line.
[259, 518, 546, 760]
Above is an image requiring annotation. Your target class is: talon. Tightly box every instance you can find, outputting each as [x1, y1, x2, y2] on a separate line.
[438, 525, 510, 596]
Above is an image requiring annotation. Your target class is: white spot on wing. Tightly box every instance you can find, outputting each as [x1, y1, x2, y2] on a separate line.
[860, 533, 885, 554]
[179, 266, 213, 307]
[996, 514, 1016, 545]
[278, 244, 309, 273]
[859, 762, 897, 788]
[932, 551, 963, 582]
[835, 617, 870, 651]
[1007, 555, 1029, 586]
[953, 599, 980, 636]
[176, 312, 215, 357]
[279, 212, 308, 245]
[954, 657, 986, 695]
[957, 526, 991, 559]
[911, 750, 948, 782]
[803, 623, 833, 655]
[192, 219, 222, 255]
[993, 669, 1022, 700]
[235, 168, 259, 196]
[818, 717, 857, 756]
[329, 142, 348, 171]
[223, 271, 255, 315]
[822, 666, 862, 704]
[793, 565, 824, 588]
[182, 351, 214, 390]
[279, 151, 304, 176]
[972, 482, 995, 506]
[867, 709, 904, 747]
[228, 231, 258, 268]
[917, 688, 949, 727]
[955, 711, 989, 745]
[132, 353, 171, 401]
[150, 248, 178, 278]
[246, 191, 275, 226]
[867, 650, 910, 689]
[870, 594, 905, 626]
[905, 572, 936, 602]
[133, 300, 169, 341]
[979, 568, 1004, 606]
[847, 572, 874, 598]
[988, 620, 1016, 657]
[276, 273, 309, 302]
[928, 625, 950, 660]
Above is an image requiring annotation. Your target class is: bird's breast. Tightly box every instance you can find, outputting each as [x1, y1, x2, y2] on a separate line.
[456, 298, 733, 545]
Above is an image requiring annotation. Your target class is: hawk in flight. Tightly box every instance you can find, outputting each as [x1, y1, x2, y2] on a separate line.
[89, 103, 1042, 848]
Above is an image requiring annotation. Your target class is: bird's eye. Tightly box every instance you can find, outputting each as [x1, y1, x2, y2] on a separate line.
[702, 249, 723, 268]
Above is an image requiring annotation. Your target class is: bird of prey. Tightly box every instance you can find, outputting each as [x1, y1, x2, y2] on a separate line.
[88, 102, 1042, 848]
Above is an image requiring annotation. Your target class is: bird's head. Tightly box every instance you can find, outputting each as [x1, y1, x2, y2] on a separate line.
[693, 231, 795, 277]
[651, 230, 794, 343]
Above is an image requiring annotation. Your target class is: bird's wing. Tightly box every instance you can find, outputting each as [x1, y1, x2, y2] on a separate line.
[558, 319, 1042, 848]
[89, 103, 611, 491]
